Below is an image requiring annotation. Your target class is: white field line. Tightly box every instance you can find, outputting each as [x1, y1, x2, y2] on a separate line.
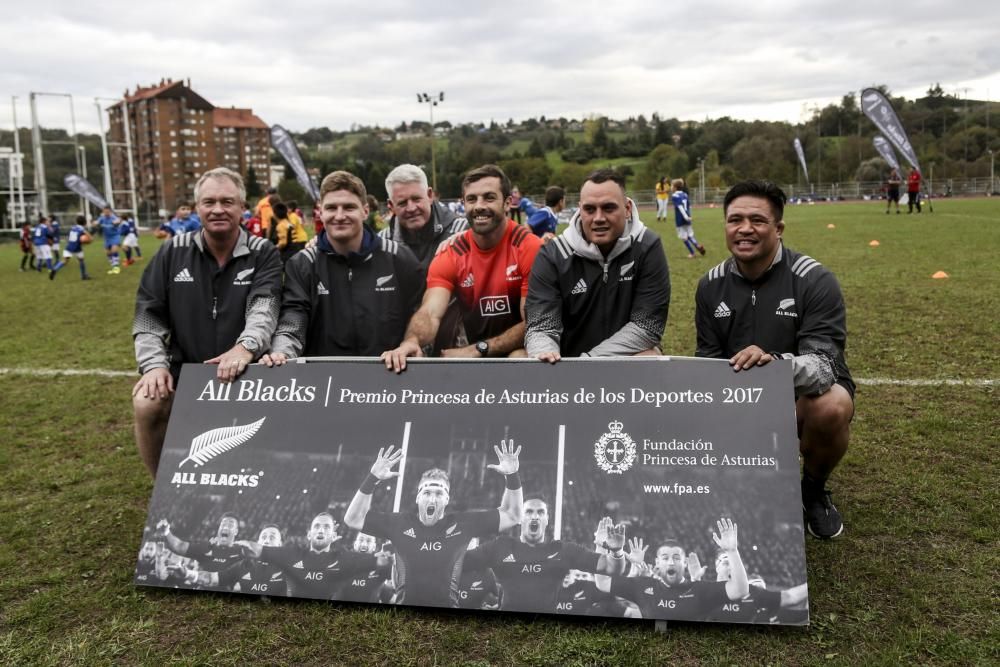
[0, 367, 995, 388]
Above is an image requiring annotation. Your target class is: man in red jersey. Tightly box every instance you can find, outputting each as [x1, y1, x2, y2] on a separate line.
[381, 164, 542, 371]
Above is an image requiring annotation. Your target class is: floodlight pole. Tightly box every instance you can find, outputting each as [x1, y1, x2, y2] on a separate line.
[417, 92, 444, 193]
[11, 96, 26, 224]
[28, 93, 46, 215]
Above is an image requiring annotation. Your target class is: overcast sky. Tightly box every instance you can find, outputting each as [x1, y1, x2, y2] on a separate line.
[3, 1, 999, 136]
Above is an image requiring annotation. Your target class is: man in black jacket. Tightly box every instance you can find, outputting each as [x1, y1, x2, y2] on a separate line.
[263, 170, 424, 363]
[132, 167, 282, 477]
[525, 169, 670, 360]
[379, 163, 467, 276]
[694, 180, 855, 540]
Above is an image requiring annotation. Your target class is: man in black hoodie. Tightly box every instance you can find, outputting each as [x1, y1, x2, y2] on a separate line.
[263, 170, 424, 363]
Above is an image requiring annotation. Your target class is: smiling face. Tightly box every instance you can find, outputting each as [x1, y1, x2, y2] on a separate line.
[462, 176, 508, 239]
[520, 499, 550, 545]
[195, 178, 242, 240]
[654, 545, 686, 585]
[388, 181, 433, 232]
[724, 195, 784, 279]
[321, 189, 367, 250]
[579, 179, 631, 254]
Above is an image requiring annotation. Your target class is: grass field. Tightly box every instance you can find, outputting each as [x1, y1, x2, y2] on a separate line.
[1, 199, 997, 666]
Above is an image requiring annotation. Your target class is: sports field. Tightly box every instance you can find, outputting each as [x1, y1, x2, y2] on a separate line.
[1, 198, 997, 665]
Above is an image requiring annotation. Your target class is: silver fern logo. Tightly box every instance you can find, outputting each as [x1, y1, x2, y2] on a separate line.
[179, 417, 266, 467]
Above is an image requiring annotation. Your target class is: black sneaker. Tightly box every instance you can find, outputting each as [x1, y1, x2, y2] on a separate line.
[802, 483, 844, 539]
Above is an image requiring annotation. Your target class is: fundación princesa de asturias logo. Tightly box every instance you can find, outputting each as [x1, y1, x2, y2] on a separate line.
[594, 420, 636, 474]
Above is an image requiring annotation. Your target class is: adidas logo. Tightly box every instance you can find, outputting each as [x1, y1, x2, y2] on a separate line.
[317, 281, 329, 295]
[644, 587, 654, 595]
[403, 528, 416, 538]
[502, 554, 516, 563]
[173, 268, 194, 282]
[571, 278, 587, 295]
[714, 301, 731, 318]
[461, 274, 474, 288]
[292, 560, 304, 569]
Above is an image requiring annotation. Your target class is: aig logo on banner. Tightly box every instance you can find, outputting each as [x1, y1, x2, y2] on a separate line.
[594, 421, 636, 474]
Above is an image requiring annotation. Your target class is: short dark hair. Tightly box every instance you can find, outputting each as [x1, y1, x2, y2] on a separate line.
[75, 215, 86, 225]
[287, 200, 298, 210]
[723, 180, 786, 221]
[461, 164, 511, 200]
[319, 170, 368, 203]
[584, 168, 626, 192]
[657, 539, 684, 553]
[272, 202, 289, 220]
[544, 186, 565, 208]
[266, 186, 278, 195]
[219, 512, 240, 524]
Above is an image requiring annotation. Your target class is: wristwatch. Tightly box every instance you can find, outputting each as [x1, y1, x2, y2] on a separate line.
[239, 337, 259, 354]
[475, 340, 490, 357]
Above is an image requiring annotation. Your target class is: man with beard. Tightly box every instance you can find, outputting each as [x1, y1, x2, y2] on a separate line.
[232, 512, 375, 600]
[594, 518, 750, 621]
[154, 513, 246, 591]
[343, 439, 524, 607]
[336, 532, 394, 603]
[705, 552, 808, 624]
[381, 164, 543, 370]
[463, 500, 627, 614]
[379, 164, 468, 275]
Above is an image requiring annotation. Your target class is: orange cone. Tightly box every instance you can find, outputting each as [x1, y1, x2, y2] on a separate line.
[869, 240, 880, 247]
[931, 271, 949, 279]
[827, 224, 836, 229]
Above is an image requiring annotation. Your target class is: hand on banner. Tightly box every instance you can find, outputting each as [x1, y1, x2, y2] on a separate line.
[260, 352, 288, 367]
[626, 537, 648, 566]
[371, 445, 404, 480]
[535, 351, 561, 364]
[133, 368, 174, 400]
[205, 343, 254, 383]
[712, 518, 739, 552]
[487, 439, 521, 475]
[381, 340, 423, 373]
[729, 345, 774, 372]
[687, 552, 706, 582]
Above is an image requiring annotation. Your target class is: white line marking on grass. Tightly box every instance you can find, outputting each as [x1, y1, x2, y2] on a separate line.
[0, 367, 995, 388]
[0, 367, 135, 378]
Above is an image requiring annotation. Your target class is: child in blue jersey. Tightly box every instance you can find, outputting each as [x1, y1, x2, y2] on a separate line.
[95, 206, 123, 274]
[50, 216, 62, 256]
[50, 215, 92, 280]
[670, 179, 706, 258]
[32, 218, 56, 272]
[122, 214, 142, 265]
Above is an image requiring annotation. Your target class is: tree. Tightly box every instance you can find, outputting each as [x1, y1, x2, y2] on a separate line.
[637, 144, 689, 190]
[527, 137, 545, 159]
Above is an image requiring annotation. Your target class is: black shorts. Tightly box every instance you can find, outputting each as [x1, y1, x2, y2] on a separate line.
[887, 187, 900, 203]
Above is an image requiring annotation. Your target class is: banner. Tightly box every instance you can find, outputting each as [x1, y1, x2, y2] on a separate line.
[793, 137, 809, 183]
[63, 173, 109, 210]
[136, 359, 809, 625]
[872, 135, 901, 171]
[270, 124, 320, 202]
[861, 88, 920, 171]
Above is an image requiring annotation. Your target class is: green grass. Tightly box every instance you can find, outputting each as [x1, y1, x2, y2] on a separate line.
[1, 199, 998, 665]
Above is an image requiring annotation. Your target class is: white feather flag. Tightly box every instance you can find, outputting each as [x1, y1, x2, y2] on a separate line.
[179, 417, 266, 468]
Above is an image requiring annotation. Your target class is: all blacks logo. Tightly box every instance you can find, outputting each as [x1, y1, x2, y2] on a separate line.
[594, 420, 636, 474]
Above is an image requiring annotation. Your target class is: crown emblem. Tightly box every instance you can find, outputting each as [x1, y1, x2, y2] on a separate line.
[594, 421, 636, 474]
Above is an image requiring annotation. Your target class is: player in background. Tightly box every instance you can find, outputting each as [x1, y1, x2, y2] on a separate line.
[32, 217, 55, 273]
[122, 214, 142, 265]
[705, 551, 808, 624]
[94, 206, 123, 274]
[519, 186, 565, 241]
[234, 512, 375, 600]
[655, 176, 669, 221]
[595, 518, 749, 620]
[50, 215, 92, 280]
[670, 178, 706, 258]
[463, 500, 627, 613]
[343, 440, 524, 608]
[886, 168, 902, 214]
[154, 513, 246, 590]
[336, 532, 395, 603]
[19, 221, 36, 271]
